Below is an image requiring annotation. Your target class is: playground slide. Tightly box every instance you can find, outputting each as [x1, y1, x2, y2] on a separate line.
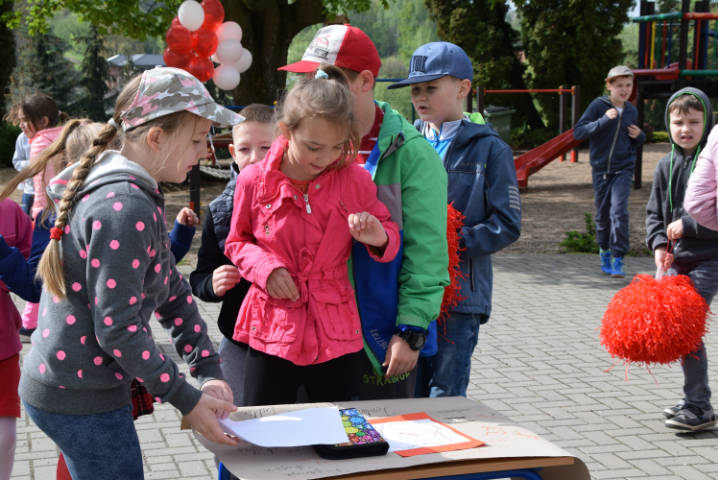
[514, 128, 583, 189]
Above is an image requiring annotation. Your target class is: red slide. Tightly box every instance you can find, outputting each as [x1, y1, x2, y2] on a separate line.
[514, 129, 584, 189]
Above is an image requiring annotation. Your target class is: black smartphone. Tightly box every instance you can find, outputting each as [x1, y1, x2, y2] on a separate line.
[313, 408, 390, 460]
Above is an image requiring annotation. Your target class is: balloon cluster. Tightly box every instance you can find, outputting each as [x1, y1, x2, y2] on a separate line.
[163, 0, 252, 90]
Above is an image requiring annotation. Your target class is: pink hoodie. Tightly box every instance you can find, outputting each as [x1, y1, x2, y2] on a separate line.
[0, 199, 32, 360]
[225, 136, 400, 366]
[685, 125, 718, 231]
[30, 125, 64, 220]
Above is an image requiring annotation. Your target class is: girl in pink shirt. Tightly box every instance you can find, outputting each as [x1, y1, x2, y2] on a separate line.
[224, 64, 399, 406]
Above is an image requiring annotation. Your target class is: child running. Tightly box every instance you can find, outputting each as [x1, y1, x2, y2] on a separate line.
[224, 64, 400, 406]
[19, 67, 242, 479]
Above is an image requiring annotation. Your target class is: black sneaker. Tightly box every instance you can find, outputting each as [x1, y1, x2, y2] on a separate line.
[18, 327, 35, 343]
[665, 405, 716, 431]
[663, 403, 683, 419]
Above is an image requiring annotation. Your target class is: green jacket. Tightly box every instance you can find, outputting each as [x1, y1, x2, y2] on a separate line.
[351, 100, 449, 371]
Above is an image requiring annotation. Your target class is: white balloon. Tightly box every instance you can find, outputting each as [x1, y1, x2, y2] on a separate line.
[217, 21, 243, 43]
[234, 48, 253, 73]
[178, 0, 204, 32]
[213, 65, 240, 90]
[215, 39, 243, 64]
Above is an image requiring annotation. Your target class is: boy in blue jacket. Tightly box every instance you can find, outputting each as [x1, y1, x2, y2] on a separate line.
[574, 65, 646, 277]
[388, 42, 521, 397]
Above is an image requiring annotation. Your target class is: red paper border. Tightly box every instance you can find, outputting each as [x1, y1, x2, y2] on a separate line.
[370, 411, 485, 457]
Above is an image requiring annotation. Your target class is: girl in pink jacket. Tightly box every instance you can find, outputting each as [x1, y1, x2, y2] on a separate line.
[224, 64, 400, 406]
[685, 125, 718, 231]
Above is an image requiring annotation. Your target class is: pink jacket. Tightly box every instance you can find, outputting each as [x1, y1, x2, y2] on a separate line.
[0, 199, 32, 360]
[685, 125, 718, 231]
[225, 136, 399, 366]
[30, 126, 64, 219]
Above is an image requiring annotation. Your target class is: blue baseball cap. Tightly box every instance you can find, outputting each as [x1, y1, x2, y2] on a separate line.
[388, 42, 473, 89]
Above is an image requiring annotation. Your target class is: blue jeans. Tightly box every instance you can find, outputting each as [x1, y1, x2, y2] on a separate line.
[592, 168, 632, 257]
[20, 193, 34, 216]
[667, 259, 718, 411]
[23, 402, 143, 479]
[415, 312, 482, 397]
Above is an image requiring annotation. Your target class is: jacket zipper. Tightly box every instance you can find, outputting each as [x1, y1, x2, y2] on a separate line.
[604, 108, 623, 178]
[303, 193, 312, 214]
[469, 258, 475, 291]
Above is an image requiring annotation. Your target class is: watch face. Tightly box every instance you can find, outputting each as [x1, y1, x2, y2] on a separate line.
[400, 330, 426, 350]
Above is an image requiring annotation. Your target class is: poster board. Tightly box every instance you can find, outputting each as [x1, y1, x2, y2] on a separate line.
[195, 396, 590, 480]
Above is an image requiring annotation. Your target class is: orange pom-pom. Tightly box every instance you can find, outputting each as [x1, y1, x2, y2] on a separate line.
[439, 203, 466, 323]
[600, 274, 709, 365]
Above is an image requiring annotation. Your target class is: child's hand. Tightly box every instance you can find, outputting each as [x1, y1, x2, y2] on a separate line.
[266, 267, 299, 301]
[348, 212, 388, 248]
[666, 219, 683, 240]
[176, 207, 199, 227]
[201, 379, 235, 419]
[382, 334, 419, 378]
[627, 124, 642, 139]
[605, 108, 618, 120]
[212, 265, 242, 297]
[185, 393, 239, 446]
[655, 246, 674, 271]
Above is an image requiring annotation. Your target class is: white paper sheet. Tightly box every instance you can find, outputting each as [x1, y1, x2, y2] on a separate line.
[373, 418, 471, 452]
[218, 406, 349, 447]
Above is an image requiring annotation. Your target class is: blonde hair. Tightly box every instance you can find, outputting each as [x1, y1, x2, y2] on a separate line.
[276, 63, 359, 165]
[0, 119, 104, 223]
[37, 74, 195, 297]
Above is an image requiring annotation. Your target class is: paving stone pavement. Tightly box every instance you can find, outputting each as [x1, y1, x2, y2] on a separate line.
[10, 253, 718, 479]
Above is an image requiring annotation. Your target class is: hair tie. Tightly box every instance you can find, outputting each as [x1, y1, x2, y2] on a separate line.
[50, 227, 63, 241]
[315, 69, 329, 80]
[107, 118, 120, 130]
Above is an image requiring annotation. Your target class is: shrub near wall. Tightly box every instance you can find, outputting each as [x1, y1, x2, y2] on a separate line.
[0, 122, 21, 168]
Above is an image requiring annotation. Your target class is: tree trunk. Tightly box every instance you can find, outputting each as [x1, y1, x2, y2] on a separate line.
[224, 0, 325, 106]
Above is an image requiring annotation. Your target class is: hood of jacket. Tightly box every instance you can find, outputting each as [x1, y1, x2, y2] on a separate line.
[47, 150, 160, 210]
[664, 87, 714, 151]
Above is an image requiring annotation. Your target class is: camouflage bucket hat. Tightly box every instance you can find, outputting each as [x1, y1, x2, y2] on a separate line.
[120, 67, 244, 131]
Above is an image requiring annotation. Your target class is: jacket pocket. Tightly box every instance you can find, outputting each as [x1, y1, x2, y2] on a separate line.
[246, 290, 300, 344]
[313, 287, 361, 341]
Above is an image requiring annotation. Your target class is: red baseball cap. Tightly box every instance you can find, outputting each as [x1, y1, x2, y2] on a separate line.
[278, 24, 381, 77]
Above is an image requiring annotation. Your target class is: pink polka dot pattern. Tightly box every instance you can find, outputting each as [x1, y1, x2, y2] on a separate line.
[131, 183, 139, 190]
[115, 372, 124, 380]
[42, 308, 47, 316]
[193, 324, 201, 333]
[174, 318, 183, 326]
[42, 328, 50, 338]
[127, 325, 137, 332]
[104, 316, 113, 326]
[160, 373, 170, 383]
[65, 315, 76, 325]
[53, 296, 60, 303]
[163, 276, 168, 285]
[80, 336, 86, 344]
[152, 212, 157, 222]
[154, 396, 162, 403]
[91, 258, 101, 268]
[113, 202, 123, 211]
[106, 279, 116, 288]
[142, 350, 150, 360]
[64, 225, 71, 234]
[187, 296, 193, 304]
[56, 350, 66, 360]
[93, 356, 103, 365]
[77, 369, 83, 378]
[201, 349, 210, 358]
[39, 363, 46, 374]
[129, 296, 137, 305]
[92, 220, 102, 230]
[154, 264, 161, 273]
[79, 249, 87, 259]
[109, 240, 120, 250]
[82, 194, 90, 202]
[106, 192, 115, 198]
[169, 296, 177, 302]
[136, 377, 143, 382]
[72, 282, 82, 292]
[135, 221, 145, 231]
[159, 354, 165, 361]
[113, 349, 122, 358]
[132, 259, 140, 269]
[183, 345, 192, 353]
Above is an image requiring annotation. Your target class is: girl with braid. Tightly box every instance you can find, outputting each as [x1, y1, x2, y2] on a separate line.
[19, 67, 244, 479]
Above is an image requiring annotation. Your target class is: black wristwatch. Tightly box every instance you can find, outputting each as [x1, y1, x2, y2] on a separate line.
[396, 327, 426, 351]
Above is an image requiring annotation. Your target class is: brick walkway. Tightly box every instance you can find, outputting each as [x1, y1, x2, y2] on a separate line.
[11, 253, 718, 479]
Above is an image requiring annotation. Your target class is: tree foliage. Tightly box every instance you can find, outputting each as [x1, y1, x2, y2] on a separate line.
[517, 0, 634, 129]
[424, 0, 543, 128]
[76, 25, 109, 121]
[0, 0, 15, 117]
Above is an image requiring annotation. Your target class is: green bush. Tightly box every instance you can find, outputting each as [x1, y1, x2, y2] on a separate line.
[651, 130, 670, 143]
[510, 126, 555, 150]
[560, 213, 599, 253]
[0, 122, 20, 168]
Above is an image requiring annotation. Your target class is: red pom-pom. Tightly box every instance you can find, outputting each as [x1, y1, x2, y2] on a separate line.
[600, 274, 709, 365]
[439, 203, 466, 323]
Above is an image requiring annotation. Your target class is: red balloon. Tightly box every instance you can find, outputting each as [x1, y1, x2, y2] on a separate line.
[171, 16, 181, 27]
[166, 24, 193, 55]
[200, 0, 225, 32]
[163, 47, 191, 70]
[187, 55, 215, 83]
[192, 28, 218, 57]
